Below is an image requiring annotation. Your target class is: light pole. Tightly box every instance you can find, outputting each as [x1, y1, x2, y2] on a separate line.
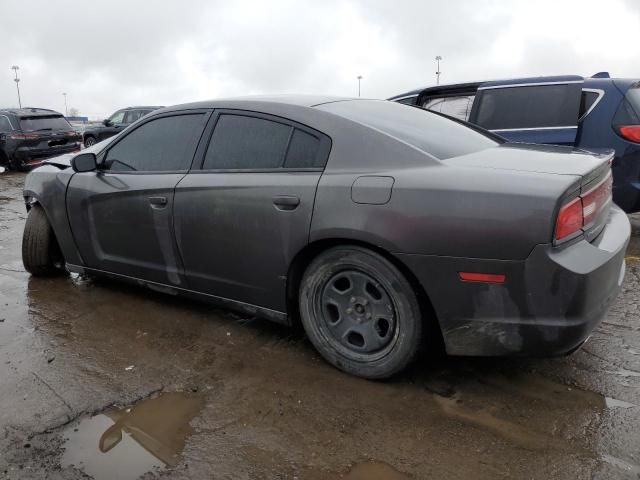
[357, 75, 363, 97]
[63, 93, 68, 116]
[435, 56, 442, 85]
[11, 66, 21, 108]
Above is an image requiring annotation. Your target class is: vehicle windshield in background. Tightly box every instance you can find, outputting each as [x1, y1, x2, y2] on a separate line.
[19, 116, 72, 132]
[318, 100, 499, 160]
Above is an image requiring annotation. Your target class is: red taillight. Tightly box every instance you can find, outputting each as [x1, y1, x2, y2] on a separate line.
[555, 197, 583, 241]
[617, 125, 640, 143]
[8, 133, 39, 140]
[555, 172, 612, 241]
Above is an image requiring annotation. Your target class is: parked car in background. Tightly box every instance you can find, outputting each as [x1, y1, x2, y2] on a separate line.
[390, 73, 640, 212]
[0, 108, 82, 170]
[83, 106, 163, 147]
[21, 97, 628, 379]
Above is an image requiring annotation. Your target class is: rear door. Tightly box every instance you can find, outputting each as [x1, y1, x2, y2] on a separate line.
[66, 110, 209, 285]
[469, 76, 585, 145]
[173, 110, 331, 312]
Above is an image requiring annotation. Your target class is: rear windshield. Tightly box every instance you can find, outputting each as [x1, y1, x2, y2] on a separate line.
[318, 100, 499, 160]
[19, 115, 71, 132]
[613, 84, 640, 125]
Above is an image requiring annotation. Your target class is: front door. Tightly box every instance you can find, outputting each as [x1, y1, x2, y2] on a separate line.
[469, 76, 585, 145]
[174, 111, 331, 312]
[66, 111, 209, 286]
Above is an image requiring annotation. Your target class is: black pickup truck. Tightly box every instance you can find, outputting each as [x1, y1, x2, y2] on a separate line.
[82, 106, 163, 147]
[0, 108, 82, 170]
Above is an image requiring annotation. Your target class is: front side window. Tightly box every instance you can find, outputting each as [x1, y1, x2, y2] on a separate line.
[0, 116, 13, 132]
[124, 110, 146, 124]
[108, 110, 126, 124]
[473, 84, 580, 130]
[103, 114, 205, 172]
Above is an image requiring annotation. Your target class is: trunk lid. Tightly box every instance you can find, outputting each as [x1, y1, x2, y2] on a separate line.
[444, 143, 612, 177]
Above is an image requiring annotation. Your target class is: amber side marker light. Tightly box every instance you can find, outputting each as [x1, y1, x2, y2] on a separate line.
[458, 272, 506, 284]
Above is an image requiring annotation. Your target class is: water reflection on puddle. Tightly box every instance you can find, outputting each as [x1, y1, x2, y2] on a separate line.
[61, 392, 204, 480]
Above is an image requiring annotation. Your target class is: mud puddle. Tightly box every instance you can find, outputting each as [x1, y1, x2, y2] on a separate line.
[61, 391, 204, 479]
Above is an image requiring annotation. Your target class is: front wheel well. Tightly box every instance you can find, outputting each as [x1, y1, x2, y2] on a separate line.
[286, 238, 444, 349]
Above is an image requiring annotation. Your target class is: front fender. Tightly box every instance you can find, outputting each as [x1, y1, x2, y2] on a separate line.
[23, 165, 85, 267]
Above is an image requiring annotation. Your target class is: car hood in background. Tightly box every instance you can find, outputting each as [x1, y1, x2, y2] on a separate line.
[445, 143, 614, 177]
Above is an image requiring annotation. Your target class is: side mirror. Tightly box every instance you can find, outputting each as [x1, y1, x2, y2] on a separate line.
[71, 153, 97, 173]
[103, 119, 112, 126]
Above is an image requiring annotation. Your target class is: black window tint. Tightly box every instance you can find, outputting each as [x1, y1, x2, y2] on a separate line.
[104, 114, 204, 172]
[474, 85, 579, 130]
[203, 115, 291, 170]
[18, 116, 71, 131]
[579, 91, 600, 119]
[396, 96, 417, 105]
[614, 85, 640, 125]
[318, 100, 498, 160]
[0, 116, 12, 131]
[284, 129, 322, 168]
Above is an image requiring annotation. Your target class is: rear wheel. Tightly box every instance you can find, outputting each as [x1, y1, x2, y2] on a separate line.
[22, 205, 65, 276]
[299, 246, 423, 379]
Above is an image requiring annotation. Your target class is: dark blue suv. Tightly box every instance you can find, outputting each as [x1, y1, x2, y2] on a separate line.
[390, 73, 640, 212]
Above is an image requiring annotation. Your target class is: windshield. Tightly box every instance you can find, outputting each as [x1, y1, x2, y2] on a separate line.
[19, 116, 72, 132]
[317, 100, 499, 160]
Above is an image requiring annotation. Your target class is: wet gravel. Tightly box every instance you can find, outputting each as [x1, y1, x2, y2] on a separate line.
[1, 171, 639, 479]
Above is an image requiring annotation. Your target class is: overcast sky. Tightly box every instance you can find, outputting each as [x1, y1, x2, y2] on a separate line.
[1, 0, 639, 119]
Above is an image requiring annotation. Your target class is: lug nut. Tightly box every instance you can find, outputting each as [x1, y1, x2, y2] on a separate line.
[350, 297, 356, 303]
[346, 308, 353, 314]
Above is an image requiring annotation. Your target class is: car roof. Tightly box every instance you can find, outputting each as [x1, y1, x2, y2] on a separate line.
[120, 106, 164, 110]
[0, 107, 63, 117]
[158, 95, 357, 113]
[389, 74, 639, 100]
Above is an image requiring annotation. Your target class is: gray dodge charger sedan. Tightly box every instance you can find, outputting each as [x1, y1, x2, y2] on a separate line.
[21, 96, 630, 379]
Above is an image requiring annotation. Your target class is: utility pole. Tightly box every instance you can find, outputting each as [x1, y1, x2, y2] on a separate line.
[357, 75, 363, 97]
[435, 56, 442, 85]
[63, 93, 68, 116]
[11, 66, 21, 108]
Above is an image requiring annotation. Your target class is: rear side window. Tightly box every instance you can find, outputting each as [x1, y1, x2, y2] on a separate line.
[423, 95, 475, 121]
[104, 114, 205, 172]
[284, 129, 323, 168]
[204, 115, 291, 169]
[18, 116, 71, 132]
[319, 100, 498, 160]
[579, 91, 600, 120]
[203, 114, 329, 170]
[0, 116, 12, 132]
[472, 84, 580, 130]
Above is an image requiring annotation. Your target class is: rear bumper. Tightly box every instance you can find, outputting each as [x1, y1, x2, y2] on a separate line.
[396, 205, 630, 356]
[12, 144, 80, 166]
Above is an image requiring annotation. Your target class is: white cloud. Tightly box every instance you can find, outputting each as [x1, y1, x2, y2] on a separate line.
[0, 0, 638, 119]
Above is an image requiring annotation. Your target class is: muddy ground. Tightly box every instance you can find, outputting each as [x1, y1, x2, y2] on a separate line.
[0, 170, 639, 479]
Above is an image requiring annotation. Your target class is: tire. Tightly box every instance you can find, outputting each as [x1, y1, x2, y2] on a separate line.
[22, 205, 65, 276]
[84, 136, 96, 148]
[299, 246, 423, 379]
